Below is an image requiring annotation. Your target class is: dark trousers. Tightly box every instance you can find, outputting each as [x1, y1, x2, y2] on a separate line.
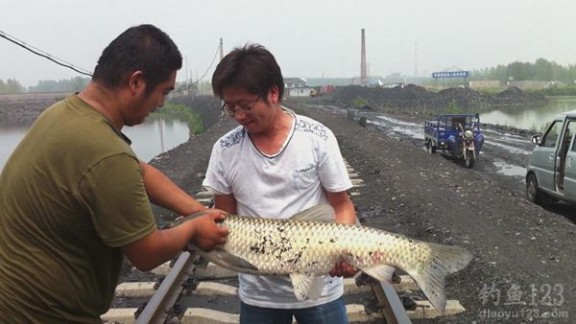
[239, 297, 349, 324]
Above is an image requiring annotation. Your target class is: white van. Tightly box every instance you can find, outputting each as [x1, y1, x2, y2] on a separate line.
[526, 110, 576, 205]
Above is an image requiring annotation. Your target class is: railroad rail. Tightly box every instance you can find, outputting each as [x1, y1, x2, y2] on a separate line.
[104, 163, 466, 323]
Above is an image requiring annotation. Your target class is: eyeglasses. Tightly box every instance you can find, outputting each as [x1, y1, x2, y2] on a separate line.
[221, 97, 260, 117]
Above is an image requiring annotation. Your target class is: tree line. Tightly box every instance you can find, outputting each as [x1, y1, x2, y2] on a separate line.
[0, 79, 26, 94]
[471, 58, 576, 84]
[0, 76, 90, 95]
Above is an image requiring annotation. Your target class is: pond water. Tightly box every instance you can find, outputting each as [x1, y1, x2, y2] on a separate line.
[480, 96, 576, 132]
[0, 117, 190, 172]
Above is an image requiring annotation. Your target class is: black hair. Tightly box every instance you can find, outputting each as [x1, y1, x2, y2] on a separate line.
[212, 43, 284, 102]
[92, 24, 182, 94]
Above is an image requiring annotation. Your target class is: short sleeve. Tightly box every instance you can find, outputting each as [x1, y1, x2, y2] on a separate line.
[77, 154, 156, 247]
[318, 129, 353, 192]
[203, 142, 232, 195]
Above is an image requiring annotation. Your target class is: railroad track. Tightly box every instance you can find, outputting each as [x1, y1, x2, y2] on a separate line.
[104, 163, 466, 323]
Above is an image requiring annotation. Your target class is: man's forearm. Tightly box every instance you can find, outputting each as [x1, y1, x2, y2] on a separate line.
[140, 161, 206, 215]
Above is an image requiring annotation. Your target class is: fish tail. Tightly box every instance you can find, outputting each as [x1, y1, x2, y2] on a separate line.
[408, 243, 474, 313]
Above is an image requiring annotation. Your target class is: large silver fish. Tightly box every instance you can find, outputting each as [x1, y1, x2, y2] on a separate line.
[181, 204, 473, 313]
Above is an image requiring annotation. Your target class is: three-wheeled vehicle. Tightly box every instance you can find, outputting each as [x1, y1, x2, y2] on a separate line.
[424, 113, 485, 168]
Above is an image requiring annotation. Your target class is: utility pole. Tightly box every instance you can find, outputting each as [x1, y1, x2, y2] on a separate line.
[414, 42, 418, 78]
[185, 55, 189, 88]
[219, 38, 224, 62]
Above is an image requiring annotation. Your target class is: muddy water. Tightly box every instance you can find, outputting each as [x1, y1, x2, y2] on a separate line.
[350, 110, 536, 181]
[481, 96, 576, 132]
[0, 117, 189, 172]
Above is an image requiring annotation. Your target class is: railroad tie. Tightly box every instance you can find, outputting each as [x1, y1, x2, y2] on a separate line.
[104, 162, 466, 324]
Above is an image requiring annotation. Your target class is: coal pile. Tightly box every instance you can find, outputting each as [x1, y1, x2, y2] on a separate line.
[326, 84, 548, 113]
[492, 86, 548, 107]
[437, 87, 491, 109]
[329, 85, 439, 111]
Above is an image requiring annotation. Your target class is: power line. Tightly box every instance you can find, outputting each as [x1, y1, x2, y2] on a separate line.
[193, 42, 221, 85]
[0, 30, 93, 77]
[1, 30, 223, 85]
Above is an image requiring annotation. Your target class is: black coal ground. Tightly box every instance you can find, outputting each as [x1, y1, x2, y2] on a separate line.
[118, 99, 576, 324]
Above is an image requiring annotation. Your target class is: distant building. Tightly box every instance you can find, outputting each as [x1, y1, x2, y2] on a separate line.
[284, 77, 308, 89]
[468, 80, 566, 90]
[288, 87, 317, 97]
[468, 80, 501, 90]
[284, 77, 314, 97]
[351, 75, 384, 87]
[508, 80, 564, 90]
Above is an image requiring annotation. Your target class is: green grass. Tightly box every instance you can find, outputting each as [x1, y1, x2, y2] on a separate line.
[153, 102, 204, 136]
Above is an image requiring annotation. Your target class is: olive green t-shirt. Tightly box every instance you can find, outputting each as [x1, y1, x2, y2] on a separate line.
[0, 95, 156, 323]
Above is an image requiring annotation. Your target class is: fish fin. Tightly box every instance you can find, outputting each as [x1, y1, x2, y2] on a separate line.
[290, 204, 335, 222]
[360, 265, 397, 283]
[289, 273, 324, 300]
[308, 276, 325, 300]
[186, 210, 212, 218]
[406, 243, 474, 314]
[174, 210, 216, 226]
[187, 244, 259, 272]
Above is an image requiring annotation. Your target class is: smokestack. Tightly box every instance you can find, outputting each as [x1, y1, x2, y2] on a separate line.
[360, 29, 367, 86]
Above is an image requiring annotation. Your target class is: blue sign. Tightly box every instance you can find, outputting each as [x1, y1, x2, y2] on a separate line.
[432, 71, 470, 79]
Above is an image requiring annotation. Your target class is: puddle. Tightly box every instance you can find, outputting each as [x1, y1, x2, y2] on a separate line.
[391, 126, 424, 139]
[486, 141, 532, 155]
[342, 111, 533, 178]
[493, 161, 526, 177]
[369, 116, 423, 139]
[483, 129, 530, 143]
[374, 115, 419, 127]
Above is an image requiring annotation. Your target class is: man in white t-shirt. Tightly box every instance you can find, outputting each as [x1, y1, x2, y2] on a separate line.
[203, 44, 358, 324]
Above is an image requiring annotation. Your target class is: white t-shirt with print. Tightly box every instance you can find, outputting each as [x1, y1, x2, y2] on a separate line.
[202, 113, 353, 309]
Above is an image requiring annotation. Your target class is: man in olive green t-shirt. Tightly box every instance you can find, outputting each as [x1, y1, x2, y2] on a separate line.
[0, 24, 228, 323]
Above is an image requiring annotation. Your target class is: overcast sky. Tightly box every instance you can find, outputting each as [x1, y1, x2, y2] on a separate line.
[1, 0, 575, 87]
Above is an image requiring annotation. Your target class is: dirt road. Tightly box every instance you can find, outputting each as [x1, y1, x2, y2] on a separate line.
[294, 102, 576, 323]
[146, 99, 576, 323]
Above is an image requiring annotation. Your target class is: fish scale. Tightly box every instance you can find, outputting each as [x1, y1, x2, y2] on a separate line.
[225, 216, 341, 274]
[224, 216, 429, 275]
[184, 204, 473, 313]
